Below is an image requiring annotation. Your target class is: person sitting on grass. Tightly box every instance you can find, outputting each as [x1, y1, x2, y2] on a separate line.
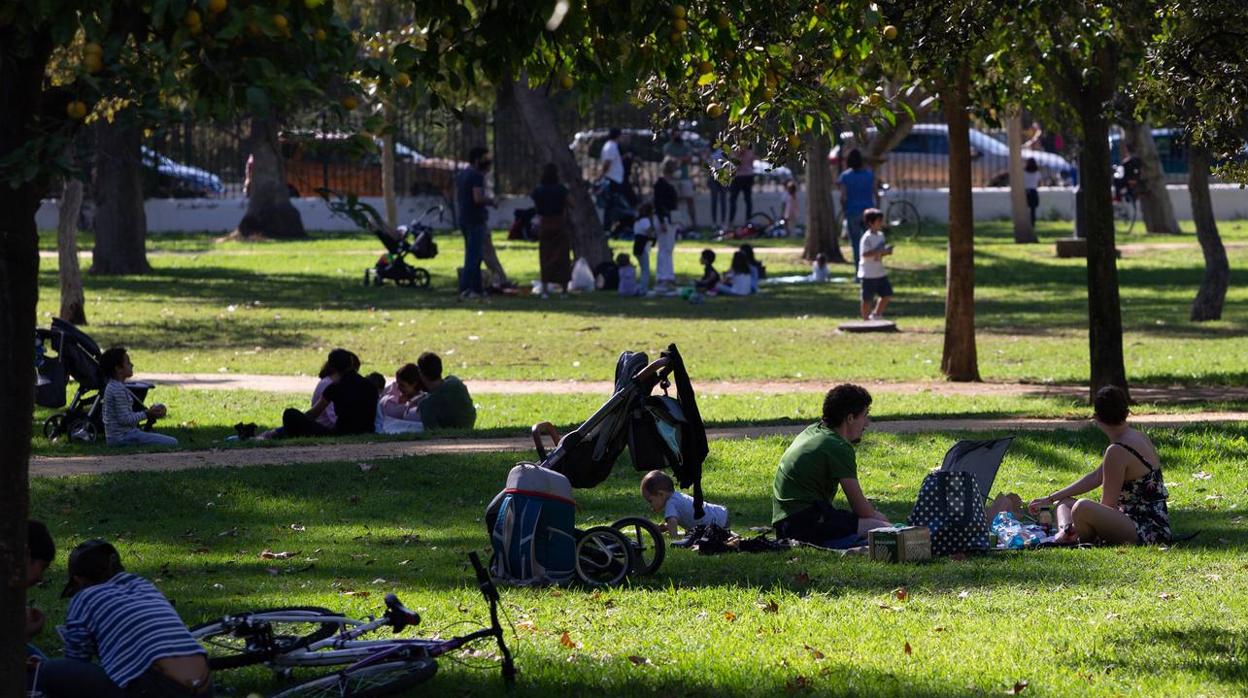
[695, 248, 721, 294]
[857, 208, 894, 321]
[279, 348, 378, 438]
[376, 363, 425, 435]
[811, 252, 829, 282]
[717, 250, 754, 296]
[415, 352, 476, 430]
[1028, 386, 1172, 545]
[616, 253, 638, 297]
[641, 470, 729, 539]
[57, 539, 211, 696]
[771, 384, 891, 545]
[307, 350, 361, 432]
[99, 347, 176, 447]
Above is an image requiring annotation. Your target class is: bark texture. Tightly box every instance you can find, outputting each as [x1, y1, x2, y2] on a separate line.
[510, 76, 609, 267]
[1188, 145, 1229, 321]
[57, 175, 88, 324]
[1007, 112, 1037, 243]
[1124, 118, 1180, 234]
[236, 114, 305, 238]
[381, 101, 398, 230]
[939, 67, 981, 382]
[803, 134, 845, 263]
[90, 118, 150, 274]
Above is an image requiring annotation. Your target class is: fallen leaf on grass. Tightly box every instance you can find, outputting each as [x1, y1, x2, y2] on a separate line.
[877, 603, 896, 611]
[1007, 680, 1029, 694]
[1158, 592, 1177, 601]
[514, 620, 537, 632]
[892, 586, 909, 602]
[933, 626, 946, 632]
[370, 578, 387, 585]
[340, 590, 370, 597]
[803, 644, 825, 660]
[784, 676, 812, 693]
[559, 632, 578, 649]
[758, 599, 779, 613]
[903, 641, 912, 656]
[957, 591, 970, 599]
[290, 523, 306, 532]
[1104, 612, 1120, 621]
[259, 550, 299, 560]
[358, 463, 377, 472]
[627, 655, 651, 666]
[723, 611, 737, 622]
[1192, 471, 1213, 480]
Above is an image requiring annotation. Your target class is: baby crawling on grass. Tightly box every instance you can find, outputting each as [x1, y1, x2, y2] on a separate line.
[641, 470, 729, 539]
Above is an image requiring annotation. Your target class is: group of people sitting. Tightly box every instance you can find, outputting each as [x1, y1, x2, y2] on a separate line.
[643, 383, 1172, 549]
[98, 347, 476, 448]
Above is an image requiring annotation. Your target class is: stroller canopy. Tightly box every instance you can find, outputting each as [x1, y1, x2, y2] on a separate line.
[938, 437, 1014, 501]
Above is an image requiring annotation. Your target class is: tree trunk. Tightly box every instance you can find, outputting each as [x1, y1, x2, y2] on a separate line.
[90, 118, 150, 274]
[1188, 145, 1229, 321]
[1124, 118, 1180, 235]
[381, 100, 398, 231]
[939, 67, 981, 382]
[1007, 111, 1037, 243]
[58, 174, 88, 324]
[0, 34, 50, 697]
[510, 75, 609, 267]
[236, 114, 305, 238]
[1078, 108, 1130, 399]
[803, 133, 845, 262]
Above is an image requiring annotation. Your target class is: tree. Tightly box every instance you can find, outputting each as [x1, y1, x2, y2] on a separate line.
[1120, 113, 1180, 235]
[1187, 146, 1229, 321]
[1006, 111, 1038, 243]
[90, 117, 152, 272]
[57, 171, 88, 324]
[803, 133, 844, 263]
[236, 113, 306, 238]
[0, 2, 360, 689]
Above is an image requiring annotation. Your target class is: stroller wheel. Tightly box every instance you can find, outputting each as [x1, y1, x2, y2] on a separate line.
[394, 274, 415, 288]
[611, 517, 666, 576]
[43, 414, 65, 440]
[66, 417, 98, 444]
[412, 268, 431, 289]
[363, 270, 371, 286]
[574, 526, 635, 587]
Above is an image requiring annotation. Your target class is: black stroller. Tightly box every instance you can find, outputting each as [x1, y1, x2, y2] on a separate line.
[35, 318, 156, 443]
[319, 189, 440, 289]
[486, 344, 709, 586]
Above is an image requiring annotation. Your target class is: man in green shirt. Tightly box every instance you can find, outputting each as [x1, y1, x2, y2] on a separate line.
[416, 352, 476, 430]
[771, 384, 890, 543]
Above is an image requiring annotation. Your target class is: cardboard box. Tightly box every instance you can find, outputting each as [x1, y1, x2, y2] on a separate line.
[868, 526, 931, 563]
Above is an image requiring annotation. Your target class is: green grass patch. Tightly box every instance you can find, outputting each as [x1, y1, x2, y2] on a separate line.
[28, 426, 1248, 696]
[36, 220, 1248, 386]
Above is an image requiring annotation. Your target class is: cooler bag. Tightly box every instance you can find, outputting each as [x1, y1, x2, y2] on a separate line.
[907, 471, 989, 556]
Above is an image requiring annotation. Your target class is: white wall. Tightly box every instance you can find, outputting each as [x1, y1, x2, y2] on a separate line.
[36, 184, 1248, 233]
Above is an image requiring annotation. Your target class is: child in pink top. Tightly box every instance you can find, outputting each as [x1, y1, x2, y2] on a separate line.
[377, 363, 425, 433]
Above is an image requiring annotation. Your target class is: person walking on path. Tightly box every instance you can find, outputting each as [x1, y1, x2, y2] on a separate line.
[662, 130, 699, 228]
[728, 145, 756, 225]
[838, 148, 877, 274]
[456, 147, 494, 300]
[531, 163, 573, 297]
[1024, 157, 1041, 226]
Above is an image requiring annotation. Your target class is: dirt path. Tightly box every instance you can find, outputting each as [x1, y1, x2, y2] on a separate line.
[137, 372, 1248, 403]
[30, 412, 1248, 478]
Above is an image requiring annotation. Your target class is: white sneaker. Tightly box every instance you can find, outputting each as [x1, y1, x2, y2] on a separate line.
[868, 312, 880, 321]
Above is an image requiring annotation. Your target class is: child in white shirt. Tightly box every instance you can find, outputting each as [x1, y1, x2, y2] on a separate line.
[811, 252, 829, 282]
[632, 202, 657, 294]
[641, 470, 729, 538]
[857, 208, 894, 320]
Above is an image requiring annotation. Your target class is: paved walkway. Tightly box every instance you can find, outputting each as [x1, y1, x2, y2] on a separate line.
[31, 412, 1248, 478]
[137, 372, 1248, 403]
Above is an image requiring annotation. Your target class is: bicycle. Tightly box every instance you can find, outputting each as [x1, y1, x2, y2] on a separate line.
[191, 552, 515, 697]
[1111, 166, 1139, 234]
[837, 183, 923, 242]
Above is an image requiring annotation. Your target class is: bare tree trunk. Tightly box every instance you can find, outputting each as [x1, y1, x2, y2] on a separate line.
[1078, 107, 1130, 400]
[1124, 118, 1180, 235]
[381, 100, 398, 230]
[90, 118, 150, 274]
[236, 114, 305, 238]
[803, 134, 845, 262]
[940, 67, 981, 382]
[1007, 111, 1037, 243]
[0, 35, 49, 696]
[57, 174, 87, 324]
[1188, 145, 1229, 321]
[510, 75, 609, 267]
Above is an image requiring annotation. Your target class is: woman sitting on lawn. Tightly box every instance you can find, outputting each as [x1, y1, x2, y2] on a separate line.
[277, 349, 378, 438]
[1028, 386, 1171, 545]
[376, 363, 425, 434]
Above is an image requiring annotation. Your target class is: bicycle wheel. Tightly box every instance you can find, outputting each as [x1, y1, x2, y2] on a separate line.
[611, 517, 666, 576]
[885, 199, 921, 241]
[575, 526, 635, 587]
[747, 211, 775, 229]
[191, 606, 343, 670]
[270, 658, 438, 698]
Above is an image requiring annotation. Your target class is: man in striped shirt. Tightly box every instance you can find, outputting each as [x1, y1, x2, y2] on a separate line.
[57, 540, 211, 696]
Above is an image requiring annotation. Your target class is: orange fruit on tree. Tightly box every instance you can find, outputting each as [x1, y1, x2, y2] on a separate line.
[761, 86, 775, 101]
[208, 0, 227, 14]
[706, 102, 724, 119]
[672, 17, 687, 33]
[395, 72, 411, 88]
[715, 11, 731, 29]
[83, 54, 104, 74]
[272, 14, 288, 30]
[184, 9, 201, 27]
[341, 95, 359, 110]
[314, 28, 328, 41]
[559, 73, 574, 90]
[671, 4, 686, 19]
[84, 42, 103, 57]
[66, 101, 88, 120]
[697, 60, 714, 75]
[787, 134, 801, 148]
[883, 25, 898, 40]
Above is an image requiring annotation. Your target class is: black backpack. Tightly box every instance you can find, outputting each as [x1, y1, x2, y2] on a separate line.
[907, 471, 989, 556]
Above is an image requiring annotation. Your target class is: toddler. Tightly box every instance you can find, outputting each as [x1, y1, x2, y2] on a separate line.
[616, 253, 638, 296]
[858, 208, 894, 320]
[695, 248, 721, 294]
[641, 470, 728, 538]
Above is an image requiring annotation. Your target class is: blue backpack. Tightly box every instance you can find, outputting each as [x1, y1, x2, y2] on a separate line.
[485, 464, 577, 585]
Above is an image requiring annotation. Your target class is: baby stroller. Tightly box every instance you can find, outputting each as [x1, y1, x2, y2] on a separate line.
[319, 189, 439, 289]
[486, 344, 708, 587]
[35, 318, 155, 443]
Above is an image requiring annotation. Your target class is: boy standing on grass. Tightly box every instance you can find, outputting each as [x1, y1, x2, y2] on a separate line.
[641, 470, 729, 538]
[857, 208, 894, 321]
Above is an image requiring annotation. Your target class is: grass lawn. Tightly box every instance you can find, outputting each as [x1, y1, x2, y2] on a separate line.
[29, 384, 1248, 457]
[35, 220, 1248, 387]
[28, 427, 1248, 696]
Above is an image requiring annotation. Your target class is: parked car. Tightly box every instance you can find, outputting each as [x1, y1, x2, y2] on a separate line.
[568, 128, 792, 191]
[279, 131, 465, 200]
[829, 123, 1075, 188]
[140, 146, 225, 198]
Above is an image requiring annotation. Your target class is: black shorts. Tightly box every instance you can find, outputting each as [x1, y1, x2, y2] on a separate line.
[860, 276, 893, 301]
[774, 502, 859, 544]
